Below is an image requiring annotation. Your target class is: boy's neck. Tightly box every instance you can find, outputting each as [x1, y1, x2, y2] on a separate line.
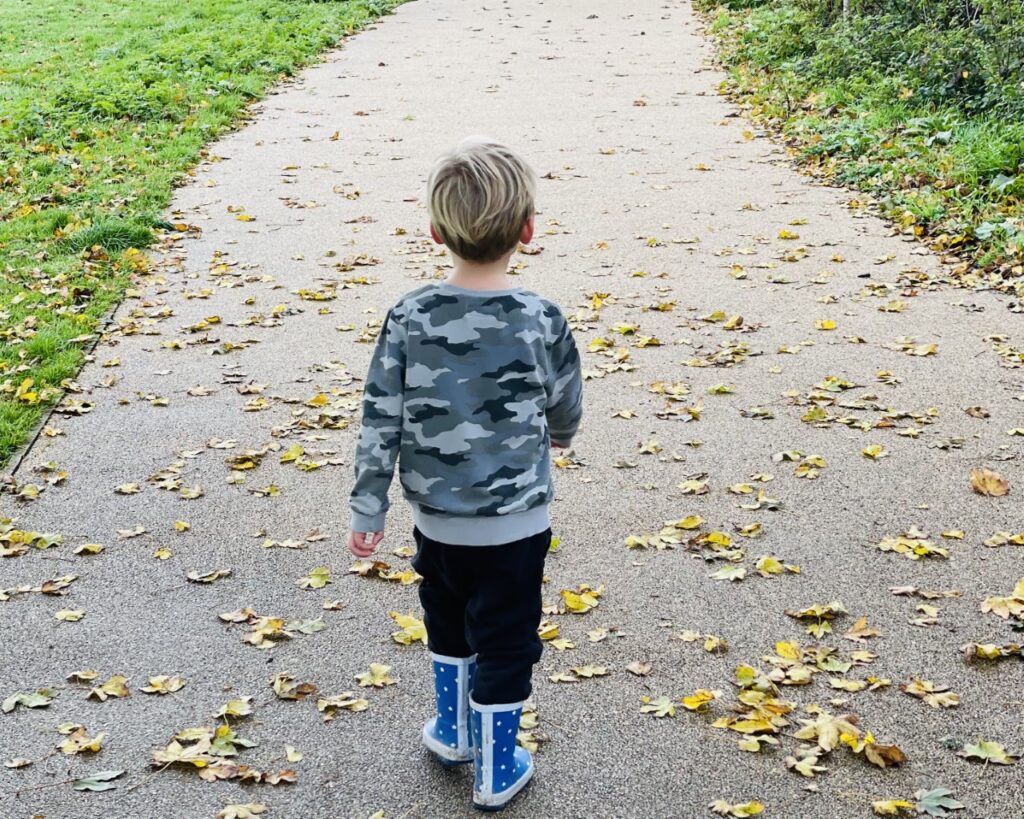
[445, 253, 515, 291]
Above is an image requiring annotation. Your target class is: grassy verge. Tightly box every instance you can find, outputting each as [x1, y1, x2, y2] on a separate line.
[696, 0, 1024, 298]
[0, 0, 406, 467]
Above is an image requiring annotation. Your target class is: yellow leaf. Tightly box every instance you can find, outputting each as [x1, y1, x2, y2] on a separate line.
[355, 663, 396, 689]
[755, 556, 783, 576]
[775, 641, 801, 660]
[389, 611, 427, 646]
[681, 689, 720, 711]
[970, 468, 1009, 497]
[872, 800, 915, 817]
[710, 800, 765, 817]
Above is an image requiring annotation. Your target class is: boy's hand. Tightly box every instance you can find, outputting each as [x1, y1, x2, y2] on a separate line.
[348, 530, 384, 558]
[551, 440, 568, 449]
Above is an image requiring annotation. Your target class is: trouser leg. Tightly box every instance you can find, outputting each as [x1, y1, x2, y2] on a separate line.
[466, 529, 551, 705]
[411, 527, 473, 658]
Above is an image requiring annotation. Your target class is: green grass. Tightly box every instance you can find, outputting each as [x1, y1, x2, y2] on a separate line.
[697, 1, 1024, 296]
[0, 0, 406, 467]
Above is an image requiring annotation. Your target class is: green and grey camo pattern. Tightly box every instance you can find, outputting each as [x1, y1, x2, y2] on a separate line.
[350, 282, 582, 544]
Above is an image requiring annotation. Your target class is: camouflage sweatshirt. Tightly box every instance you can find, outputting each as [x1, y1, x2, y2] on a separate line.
[350, 282, 583, 545]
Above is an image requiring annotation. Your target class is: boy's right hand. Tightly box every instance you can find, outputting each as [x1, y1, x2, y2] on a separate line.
[348, 530, 384, 558]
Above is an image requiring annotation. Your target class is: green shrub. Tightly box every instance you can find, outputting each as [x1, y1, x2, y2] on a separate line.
[699, 0, 1024, 294]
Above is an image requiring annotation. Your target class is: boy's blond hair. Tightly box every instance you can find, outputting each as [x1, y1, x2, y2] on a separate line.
[426, 137, 536, 264]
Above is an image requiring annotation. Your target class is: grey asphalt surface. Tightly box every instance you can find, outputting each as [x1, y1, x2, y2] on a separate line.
[3, 1, 1024, 818]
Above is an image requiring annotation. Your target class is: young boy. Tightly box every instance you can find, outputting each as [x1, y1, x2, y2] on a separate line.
[347, 137, 583, 811]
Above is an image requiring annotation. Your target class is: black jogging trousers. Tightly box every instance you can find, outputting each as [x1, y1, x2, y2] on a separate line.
[411, 526, 551, 705]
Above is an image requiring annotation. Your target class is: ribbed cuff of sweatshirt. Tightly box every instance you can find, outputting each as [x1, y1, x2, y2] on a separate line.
[351, 510, 386, 533]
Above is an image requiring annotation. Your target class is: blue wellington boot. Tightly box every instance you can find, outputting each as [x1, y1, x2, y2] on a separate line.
[422, 653, 476, 765]
[470, 698, 534, 811]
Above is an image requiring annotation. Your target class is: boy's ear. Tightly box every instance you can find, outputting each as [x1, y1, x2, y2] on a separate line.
[429, 223, 444, 245]
[519, 216, 535, 245]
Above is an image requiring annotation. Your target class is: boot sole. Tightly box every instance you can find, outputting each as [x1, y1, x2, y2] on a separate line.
[422, 721, 473, 766]
[472, 763, 534, 811]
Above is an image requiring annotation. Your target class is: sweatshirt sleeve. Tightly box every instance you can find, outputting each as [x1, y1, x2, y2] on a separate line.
[350, 308, 406, 532]
[545, 311, 583, 445]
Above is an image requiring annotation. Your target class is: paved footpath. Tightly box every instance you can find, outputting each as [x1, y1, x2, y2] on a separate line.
[3, 2, 1023, 818]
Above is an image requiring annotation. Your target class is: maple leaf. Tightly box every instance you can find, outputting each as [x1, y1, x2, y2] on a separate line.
[297, 566, 331, 589]
[915, 788, 965, 817]
[389, 611, 427, 645]
[640, 695, 676, 718]
[355, 663, 396, 688]
[793, 708, 859, 752]
[560, 584, 602, 614]
[901, 679, 959, 708]
[958, 738, 1018, 765]
[785, 752, 827, 777]
[87, 675, 129, 702]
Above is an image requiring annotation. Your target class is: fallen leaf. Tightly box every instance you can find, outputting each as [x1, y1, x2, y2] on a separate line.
[958, 738, 1018, 765]
[709, 799, 765, 817]
[72, 769, 125, 792]
[355, 663, 396, 688]
[970, 468, 1009, 497]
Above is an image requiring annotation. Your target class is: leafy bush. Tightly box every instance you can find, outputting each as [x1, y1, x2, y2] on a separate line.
[698, 0, 1024, 293]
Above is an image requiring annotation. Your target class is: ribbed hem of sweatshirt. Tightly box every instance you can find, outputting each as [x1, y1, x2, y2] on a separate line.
[410, 503, 551, 546]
